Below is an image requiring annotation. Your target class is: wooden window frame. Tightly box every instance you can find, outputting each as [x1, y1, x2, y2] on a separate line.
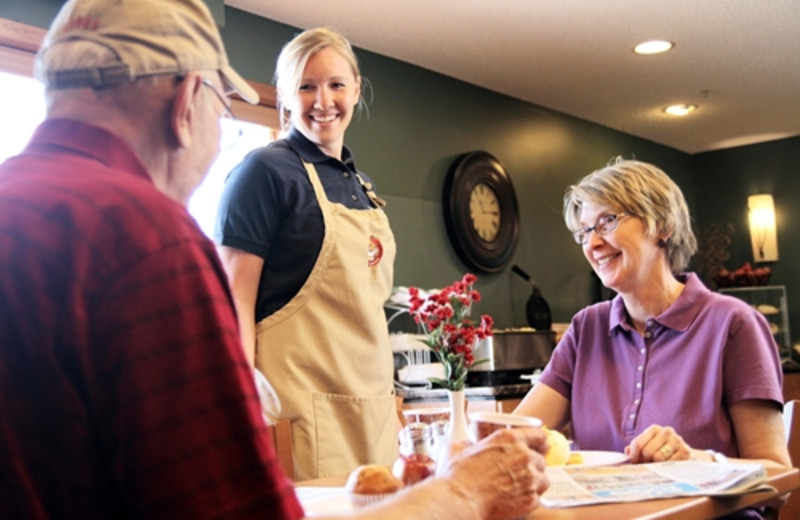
[0, 17, 279, 129]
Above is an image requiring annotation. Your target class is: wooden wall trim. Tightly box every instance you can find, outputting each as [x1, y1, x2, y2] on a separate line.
[247, 81, 277, 109]
[0, 17, 276, 111]
[0, 18, 45, 52]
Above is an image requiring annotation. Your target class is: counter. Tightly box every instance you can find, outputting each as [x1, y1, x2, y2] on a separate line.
[398, 383, 532, 402]
[397, 383, 532, 414]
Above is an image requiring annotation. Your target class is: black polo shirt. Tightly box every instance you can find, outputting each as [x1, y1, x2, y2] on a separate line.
[214, 128, 380, 320]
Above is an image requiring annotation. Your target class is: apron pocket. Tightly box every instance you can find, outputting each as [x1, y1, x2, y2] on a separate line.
[312, 392, 397, 478]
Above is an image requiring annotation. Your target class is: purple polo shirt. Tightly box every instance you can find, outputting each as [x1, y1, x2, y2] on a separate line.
[539, 273, 783, 456]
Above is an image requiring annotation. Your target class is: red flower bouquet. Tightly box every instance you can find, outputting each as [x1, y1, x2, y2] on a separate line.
[408, 273, 493, 391]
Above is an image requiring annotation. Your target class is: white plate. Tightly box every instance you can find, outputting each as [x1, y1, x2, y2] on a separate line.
[296, 487, 352, 516]
[569, 450, 629, 467]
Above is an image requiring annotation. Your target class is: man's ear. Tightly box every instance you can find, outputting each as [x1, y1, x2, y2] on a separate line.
[171, 73, 203, 148]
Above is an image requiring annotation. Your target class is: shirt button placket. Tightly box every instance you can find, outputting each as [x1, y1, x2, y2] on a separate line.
[627, 330, 650, 433]
[345, 170, 359, 202]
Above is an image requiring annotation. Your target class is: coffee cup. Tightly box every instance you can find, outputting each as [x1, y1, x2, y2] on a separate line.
[469, 411, 542, 441]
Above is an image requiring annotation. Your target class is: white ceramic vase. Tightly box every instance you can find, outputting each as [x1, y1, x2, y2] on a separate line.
[447, 389, 470, 444]
[436, 389, 471, 474]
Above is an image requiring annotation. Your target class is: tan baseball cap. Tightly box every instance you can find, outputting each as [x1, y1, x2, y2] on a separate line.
[35, 0, 259, 104]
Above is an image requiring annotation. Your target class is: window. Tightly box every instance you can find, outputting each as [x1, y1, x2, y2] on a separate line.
[0, 70, 45, 162]
[188, 118, 275, 237]
[0, 17, 279, 239]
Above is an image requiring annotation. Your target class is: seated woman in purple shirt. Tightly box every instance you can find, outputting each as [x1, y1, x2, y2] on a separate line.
[514, 158, 790, 481]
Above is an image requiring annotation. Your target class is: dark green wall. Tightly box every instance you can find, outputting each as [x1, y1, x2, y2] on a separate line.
[4, 1, 799, 345]
[0, 0, 226, 32]
[693, 136, 800, 342]
[0, 0, 61, 24]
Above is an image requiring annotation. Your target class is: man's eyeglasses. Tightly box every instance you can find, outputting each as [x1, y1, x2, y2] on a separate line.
[200, 78, 235, 120]
[199, 78, 243, 149]
[572, 212, 631, 245]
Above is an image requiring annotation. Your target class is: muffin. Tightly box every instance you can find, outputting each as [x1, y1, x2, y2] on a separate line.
[345, 464, 404, 507]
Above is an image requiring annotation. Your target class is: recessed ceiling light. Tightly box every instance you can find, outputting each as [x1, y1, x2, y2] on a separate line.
[634, 40, 674, 55]
[663, 104, 697, 116]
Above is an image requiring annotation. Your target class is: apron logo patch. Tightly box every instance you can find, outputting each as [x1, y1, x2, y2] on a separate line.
[367, 235, 384, 267]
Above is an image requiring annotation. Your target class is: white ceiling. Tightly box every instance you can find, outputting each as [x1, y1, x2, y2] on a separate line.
[227, 0, 800, 155]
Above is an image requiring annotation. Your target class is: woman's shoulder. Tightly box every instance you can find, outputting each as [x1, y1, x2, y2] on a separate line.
[243, 139, 298, 166]
[703, 288, 759, 316]
[569, 300, 614, 334]
[675, 272, 756, 319]
[574, 299, 614, 320]
[230, 139, 306, 183]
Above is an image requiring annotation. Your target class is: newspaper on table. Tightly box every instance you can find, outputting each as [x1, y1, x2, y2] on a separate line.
[542, 461, 772, 508]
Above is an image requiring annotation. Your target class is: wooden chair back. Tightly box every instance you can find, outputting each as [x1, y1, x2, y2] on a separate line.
[771, 400, 800, 519]
[267, 419, 294, 480]
[785, 400, 800, 466]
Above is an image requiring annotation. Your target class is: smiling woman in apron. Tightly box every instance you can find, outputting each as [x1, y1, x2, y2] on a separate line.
[214, 27, 397, 481]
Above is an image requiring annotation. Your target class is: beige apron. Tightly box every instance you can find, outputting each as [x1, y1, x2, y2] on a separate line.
[255, 160, 398, 481]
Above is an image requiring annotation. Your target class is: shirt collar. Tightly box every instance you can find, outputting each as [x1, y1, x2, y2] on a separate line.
[657, 273, 708, 332]
[27, 118, 151, 183]
[285, 128, 357, 172]
[609, 273, 707, 334]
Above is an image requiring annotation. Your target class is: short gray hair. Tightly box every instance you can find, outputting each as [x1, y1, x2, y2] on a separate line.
[564, 157, 697, 272]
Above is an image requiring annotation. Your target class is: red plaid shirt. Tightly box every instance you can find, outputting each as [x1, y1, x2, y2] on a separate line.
[0, 119, 303, 520]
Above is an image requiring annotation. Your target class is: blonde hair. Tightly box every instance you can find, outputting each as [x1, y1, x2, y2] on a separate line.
[564, 157, 697, 272]
[274, 27, 366, 132]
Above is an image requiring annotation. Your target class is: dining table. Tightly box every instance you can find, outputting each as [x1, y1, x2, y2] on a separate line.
[296, 465, 800, 520]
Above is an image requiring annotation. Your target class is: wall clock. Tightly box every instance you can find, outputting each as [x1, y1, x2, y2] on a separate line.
[443, 151, 520, 273]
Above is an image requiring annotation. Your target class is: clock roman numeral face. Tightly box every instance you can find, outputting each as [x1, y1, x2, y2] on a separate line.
[469, 182, 501, 242]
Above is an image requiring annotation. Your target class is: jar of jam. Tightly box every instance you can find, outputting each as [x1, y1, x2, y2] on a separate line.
[392, 422, 436, 486]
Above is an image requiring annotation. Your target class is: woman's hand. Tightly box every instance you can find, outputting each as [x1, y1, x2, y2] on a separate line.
[625, 425, 694, 463]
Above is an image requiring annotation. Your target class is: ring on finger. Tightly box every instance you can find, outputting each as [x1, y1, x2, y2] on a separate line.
[658, 445, 673, 458]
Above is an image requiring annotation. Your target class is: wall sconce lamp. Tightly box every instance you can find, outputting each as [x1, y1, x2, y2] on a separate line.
[748, 194, 778, 262]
